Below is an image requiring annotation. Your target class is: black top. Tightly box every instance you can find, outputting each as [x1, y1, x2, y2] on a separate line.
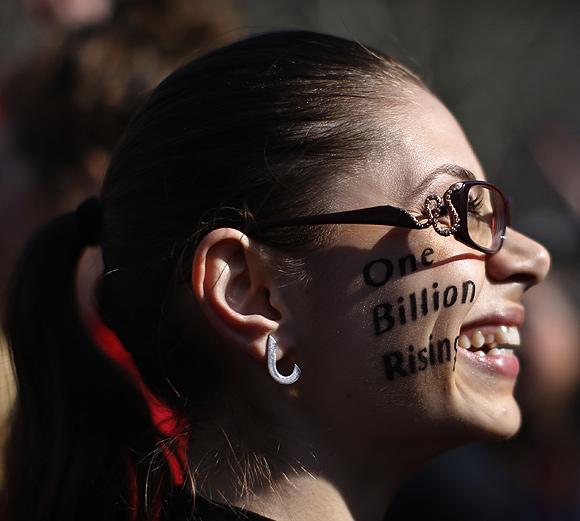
[167, 489, 274, 521]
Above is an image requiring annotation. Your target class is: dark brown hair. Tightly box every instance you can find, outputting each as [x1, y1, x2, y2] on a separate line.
[2, 30, 424, 521]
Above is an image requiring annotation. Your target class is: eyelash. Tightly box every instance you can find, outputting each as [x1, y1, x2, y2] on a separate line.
[468, 194, 484, 214]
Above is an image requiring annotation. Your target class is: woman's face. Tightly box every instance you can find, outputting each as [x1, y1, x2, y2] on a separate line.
[277, 89, 550, 463]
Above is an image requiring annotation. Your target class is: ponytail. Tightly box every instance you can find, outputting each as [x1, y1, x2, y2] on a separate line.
[1, 200, 174, 521]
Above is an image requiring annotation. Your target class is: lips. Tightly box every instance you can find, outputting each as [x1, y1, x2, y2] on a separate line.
[454, 308, 524, 377]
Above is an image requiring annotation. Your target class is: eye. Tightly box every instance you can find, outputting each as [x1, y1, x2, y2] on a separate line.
[468, 193, 484, 215]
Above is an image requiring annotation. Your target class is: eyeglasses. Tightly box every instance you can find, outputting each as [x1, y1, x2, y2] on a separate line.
[248, 180, 511, 254]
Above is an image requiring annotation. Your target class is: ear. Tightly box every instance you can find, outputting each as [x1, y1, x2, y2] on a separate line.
[191, 228, 289, 362]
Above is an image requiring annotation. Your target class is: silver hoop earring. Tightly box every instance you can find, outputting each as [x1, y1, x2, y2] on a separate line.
[267, 335, 301, 385]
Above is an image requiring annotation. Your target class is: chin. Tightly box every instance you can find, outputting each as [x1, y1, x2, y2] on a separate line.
[459, 396, 522, 443]
[486, 399, 522, 440]
[448, 346, 523, 442]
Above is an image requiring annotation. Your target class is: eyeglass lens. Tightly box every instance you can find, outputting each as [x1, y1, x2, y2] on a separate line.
[466, 184, 506, 251]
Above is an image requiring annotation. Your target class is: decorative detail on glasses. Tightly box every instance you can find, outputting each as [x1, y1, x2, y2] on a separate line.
[416, 184, 462, 236]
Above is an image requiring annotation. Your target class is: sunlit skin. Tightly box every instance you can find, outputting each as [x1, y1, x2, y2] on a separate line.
[190, 88, 550, 521]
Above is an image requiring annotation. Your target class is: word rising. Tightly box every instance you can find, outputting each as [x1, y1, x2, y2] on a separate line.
[383, 335, 459, 380]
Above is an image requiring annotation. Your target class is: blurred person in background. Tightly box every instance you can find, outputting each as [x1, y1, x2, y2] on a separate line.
[22, 0, 113, 28]
[510, 273, 580, 518]
[386, 270, 580, 520]
[1, 0, 240, 303]
[0, 0, 240, 489]
[0, 328, 15, 488]
[531, 124, 580, 221]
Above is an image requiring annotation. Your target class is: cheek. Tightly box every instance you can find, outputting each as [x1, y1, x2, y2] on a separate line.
[357, 250, 483, 387]
[295, 243, 485, 431]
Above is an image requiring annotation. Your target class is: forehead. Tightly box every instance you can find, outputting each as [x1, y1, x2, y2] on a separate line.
[342, 89, 486, 208]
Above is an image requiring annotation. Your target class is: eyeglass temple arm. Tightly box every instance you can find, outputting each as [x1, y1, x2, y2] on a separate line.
[247, 205, 425, 231]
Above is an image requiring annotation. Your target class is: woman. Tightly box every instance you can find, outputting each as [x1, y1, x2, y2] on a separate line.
[0, 31, 550, 521]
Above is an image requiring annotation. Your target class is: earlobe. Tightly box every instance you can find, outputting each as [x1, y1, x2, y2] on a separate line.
[191, 228, 285, 361]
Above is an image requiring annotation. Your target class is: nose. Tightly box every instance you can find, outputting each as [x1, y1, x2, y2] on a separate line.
[486, 227, 550, 290]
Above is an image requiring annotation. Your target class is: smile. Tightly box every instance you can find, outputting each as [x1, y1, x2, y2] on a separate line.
[457, 325, 520, 357]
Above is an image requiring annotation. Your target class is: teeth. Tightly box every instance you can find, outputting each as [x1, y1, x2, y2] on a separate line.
[496, 326, 510, 344]
[471, 331, 485, 348]
[457, 325, 521, 353]
[476, 350, 485, 357]
[508, 327, 520, 345]
[487, 347, 514, 357]
[458, 334, 471, 349]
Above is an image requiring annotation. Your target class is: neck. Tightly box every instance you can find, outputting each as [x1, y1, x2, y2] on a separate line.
[235, 472, 390, 521]
[189, 379, 445, 521]
[193, 421, 434, 521]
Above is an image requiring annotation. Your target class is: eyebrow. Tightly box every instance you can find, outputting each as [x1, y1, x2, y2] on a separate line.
[407, 163, 476, 201]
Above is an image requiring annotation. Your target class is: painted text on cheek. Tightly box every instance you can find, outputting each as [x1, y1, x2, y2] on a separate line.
[383, 336, 459, 380]
[363, 247, 434, 287]
[372, 280, 476, 335]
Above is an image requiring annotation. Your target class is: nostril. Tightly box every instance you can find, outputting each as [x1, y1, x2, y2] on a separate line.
[510, 274, 541, 291]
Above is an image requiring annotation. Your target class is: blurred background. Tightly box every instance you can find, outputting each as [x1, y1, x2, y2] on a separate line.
[0, 0, 578, 518]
